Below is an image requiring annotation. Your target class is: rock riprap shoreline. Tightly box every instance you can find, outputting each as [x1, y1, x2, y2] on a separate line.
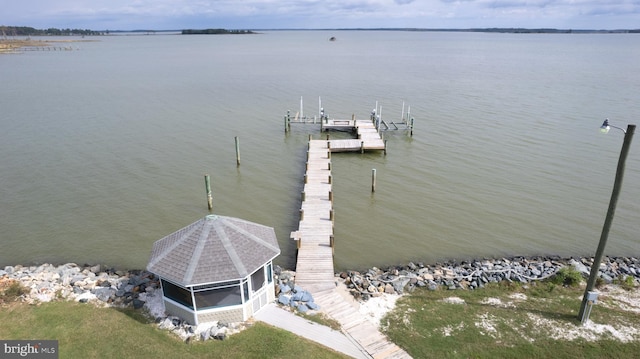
[0, 263, 247, 342]
[338, 256, 640, 300]
[0, 263, 156, 307]
[2, 256, 639, 340]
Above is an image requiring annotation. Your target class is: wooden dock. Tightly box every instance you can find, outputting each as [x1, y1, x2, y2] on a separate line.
[291, 132, 411, 358]
[287, 115, 390, 152]
[291, 139, 336, 293]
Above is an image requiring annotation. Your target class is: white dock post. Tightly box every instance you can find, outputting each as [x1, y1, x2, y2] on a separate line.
[300, 96, 304, 118]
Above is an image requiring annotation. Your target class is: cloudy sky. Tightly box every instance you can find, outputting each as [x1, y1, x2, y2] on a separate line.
[2, 0, 639, 31]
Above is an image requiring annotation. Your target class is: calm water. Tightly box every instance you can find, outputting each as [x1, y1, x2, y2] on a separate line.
[1, 31, 639, 271]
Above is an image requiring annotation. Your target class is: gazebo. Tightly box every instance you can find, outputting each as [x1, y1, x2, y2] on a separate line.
[146, 214, 281, 325]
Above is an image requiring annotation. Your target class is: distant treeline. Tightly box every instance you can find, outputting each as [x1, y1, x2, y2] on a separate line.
[181, 29, 256, 35]
[446, 28, 640, 34]
[339, 27, 640, 34]
[1, 26, 102, 36]
[3, 26, 638, 36]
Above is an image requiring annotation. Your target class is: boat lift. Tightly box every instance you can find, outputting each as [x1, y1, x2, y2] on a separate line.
[285, 96, 414, 136]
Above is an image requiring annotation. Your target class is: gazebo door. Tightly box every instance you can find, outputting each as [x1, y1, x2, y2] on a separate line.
[252, 287, 269, 313]
[250, 266, 269, 313]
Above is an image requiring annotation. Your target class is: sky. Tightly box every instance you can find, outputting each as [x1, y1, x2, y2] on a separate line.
[1, 0, 639, 31]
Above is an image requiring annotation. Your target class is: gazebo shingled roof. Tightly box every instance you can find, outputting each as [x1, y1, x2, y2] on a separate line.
[147, 214, 280, 287]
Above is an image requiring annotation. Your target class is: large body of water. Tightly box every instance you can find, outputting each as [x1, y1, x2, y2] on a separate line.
[2, 31, 639, 271]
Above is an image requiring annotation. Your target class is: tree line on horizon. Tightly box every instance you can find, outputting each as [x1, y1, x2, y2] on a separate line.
[2, 25, 638, 36]
[1, 26, 102, 36]
[181, 29, 255, 35]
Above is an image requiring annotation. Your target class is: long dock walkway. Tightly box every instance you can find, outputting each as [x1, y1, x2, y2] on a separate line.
[290, 133, 411, 358]
[291, 139, 336, 293]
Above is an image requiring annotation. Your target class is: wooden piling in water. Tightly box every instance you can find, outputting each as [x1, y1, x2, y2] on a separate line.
[235, 136, 241, 166]
[204, 174, 213, 211]
[371, 169, 377, 192]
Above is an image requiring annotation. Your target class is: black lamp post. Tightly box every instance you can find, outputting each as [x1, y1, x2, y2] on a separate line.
[577, 119, 635, 324]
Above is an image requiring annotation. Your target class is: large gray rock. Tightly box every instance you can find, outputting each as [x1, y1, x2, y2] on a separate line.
[278, 294, 290, 305]
[569, 259, 590, 277]
[93, 287, 115, 302]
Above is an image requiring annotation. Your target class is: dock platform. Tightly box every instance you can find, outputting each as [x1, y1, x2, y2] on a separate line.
[285, 97, 414, 138]
[325, 119, 386, 152]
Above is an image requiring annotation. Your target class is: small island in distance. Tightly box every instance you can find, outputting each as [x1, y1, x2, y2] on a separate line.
[181, 29, 256, 35]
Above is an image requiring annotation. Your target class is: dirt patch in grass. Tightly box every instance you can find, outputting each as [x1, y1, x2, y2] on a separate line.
[440, 285, 640, 342]
[382, 283, 640, 358]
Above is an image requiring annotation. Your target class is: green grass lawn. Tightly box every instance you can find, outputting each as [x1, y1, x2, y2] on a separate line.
[382, 282, 640, 359]
[2, 276, 639, 359]
[0, 301, 349, 359]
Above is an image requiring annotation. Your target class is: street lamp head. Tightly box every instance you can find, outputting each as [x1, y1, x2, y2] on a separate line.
[600, 119, 630, 134]
[600, 119, 611, 134]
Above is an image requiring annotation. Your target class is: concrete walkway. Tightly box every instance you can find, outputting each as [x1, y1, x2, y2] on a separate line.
[254, 303, 370, 359]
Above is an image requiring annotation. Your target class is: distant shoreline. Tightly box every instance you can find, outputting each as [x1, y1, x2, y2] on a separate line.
[181, 29, 257, 35]
[2, 25, 639, 36]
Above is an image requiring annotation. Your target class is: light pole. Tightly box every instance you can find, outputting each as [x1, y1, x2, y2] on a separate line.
[577, 119, 635, 324]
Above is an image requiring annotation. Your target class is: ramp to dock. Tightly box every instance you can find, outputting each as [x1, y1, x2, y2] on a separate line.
[314, 289, 411, 359]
